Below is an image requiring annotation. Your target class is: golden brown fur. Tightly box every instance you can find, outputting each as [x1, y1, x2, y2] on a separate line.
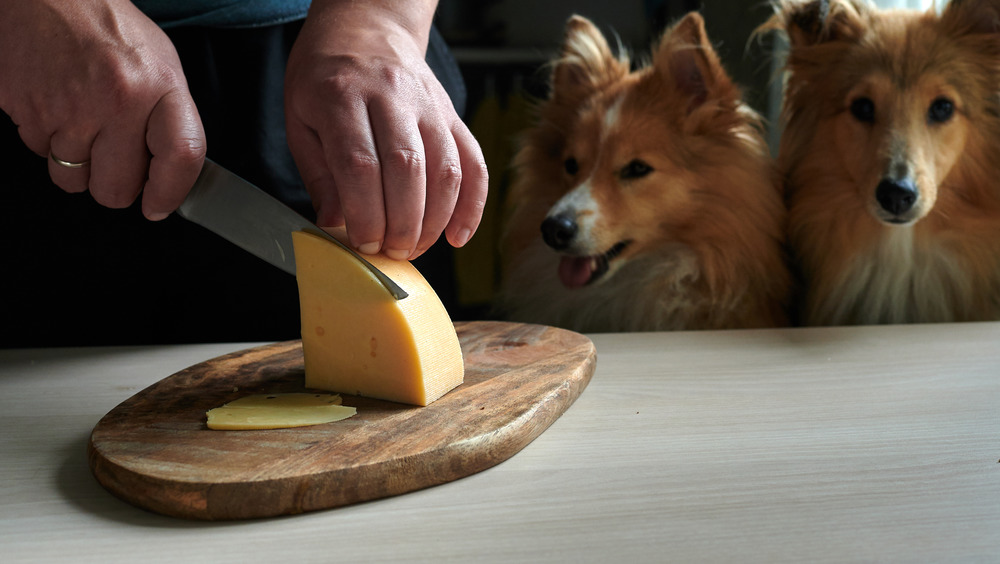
[765, 0, 1000, 325]
[495, 13, 791, 332]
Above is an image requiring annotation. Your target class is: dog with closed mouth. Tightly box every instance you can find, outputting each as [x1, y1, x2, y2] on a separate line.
[765, 0, 1000, 325]
[495, 12, 791, 332]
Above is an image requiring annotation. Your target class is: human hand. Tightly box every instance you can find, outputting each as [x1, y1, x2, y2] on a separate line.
[0, 0, 206, 220]
[284, 0, 488, 260]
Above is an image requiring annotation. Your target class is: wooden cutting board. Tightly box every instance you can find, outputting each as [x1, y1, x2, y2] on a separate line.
[88, 321, 596, 520]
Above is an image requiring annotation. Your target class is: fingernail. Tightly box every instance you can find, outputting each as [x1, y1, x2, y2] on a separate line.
[357, 242, 380, 255]
[147, 211, 169, 221]
[385, 248, 411, 261]
[454, 228, 472, 247]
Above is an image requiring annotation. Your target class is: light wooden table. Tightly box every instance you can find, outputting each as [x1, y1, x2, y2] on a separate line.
[2, 323, 998, 563]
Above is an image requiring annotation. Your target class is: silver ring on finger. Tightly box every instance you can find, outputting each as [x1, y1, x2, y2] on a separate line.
[50, 153, 91, 169]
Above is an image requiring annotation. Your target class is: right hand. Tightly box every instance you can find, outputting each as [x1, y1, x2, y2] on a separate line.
[284, 0, 488, 260]
[0, 0, 206, 220]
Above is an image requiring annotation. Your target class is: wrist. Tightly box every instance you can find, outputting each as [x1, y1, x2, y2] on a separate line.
[305, 0, 438, 55]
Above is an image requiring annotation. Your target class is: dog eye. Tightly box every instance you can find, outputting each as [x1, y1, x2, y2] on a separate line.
[564, 157, 579, 175]
[928, 97, 955, 123]
[850, 97, 875, 123]
[621, 159, 653, 180]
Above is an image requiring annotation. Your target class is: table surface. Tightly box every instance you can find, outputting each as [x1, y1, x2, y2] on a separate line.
[2, 322, 998, 563]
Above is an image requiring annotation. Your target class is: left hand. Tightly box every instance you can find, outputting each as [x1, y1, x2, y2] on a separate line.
[284, 0, 488, 260]
[0, 0, 206, 221]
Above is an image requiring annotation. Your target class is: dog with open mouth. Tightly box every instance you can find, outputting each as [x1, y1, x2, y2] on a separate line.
[495, 13, 791, 332]
[765, 0, 1000, 325]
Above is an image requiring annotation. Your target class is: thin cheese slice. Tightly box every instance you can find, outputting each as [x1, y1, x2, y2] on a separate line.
[292, 230, 464, 406]
[206, 393, 356, 430]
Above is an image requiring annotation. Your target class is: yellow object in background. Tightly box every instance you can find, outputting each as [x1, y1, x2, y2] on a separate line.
[455, 77, 534, 311]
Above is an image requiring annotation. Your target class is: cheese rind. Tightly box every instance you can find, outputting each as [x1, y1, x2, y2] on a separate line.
[206, 393, 356, 430]
[292, 231, 465, 406]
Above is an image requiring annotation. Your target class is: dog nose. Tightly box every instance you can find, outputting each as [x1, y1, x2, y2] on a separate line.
[875, 178, 918, 216]
[541, 214, 577, 250]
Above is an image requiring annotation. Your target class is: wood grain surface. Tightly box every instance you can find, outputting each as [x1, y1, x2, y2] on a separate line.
[87, 321, 595, 520]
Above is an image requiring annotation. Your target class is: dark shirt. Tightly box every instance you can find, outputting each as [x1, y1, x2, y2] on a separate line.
[131, 0, 311, 28]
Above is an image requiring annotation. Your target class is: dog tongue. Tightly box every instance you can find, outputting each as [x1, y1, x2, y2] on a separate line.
[558, 256, 594, 288]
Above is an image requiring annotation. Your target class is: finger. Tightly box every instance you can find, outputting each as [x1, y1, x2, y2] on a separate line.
[88, 118, 149, 209]
[47, 130, 95, 195]
[286, 115, 343, 228]
[445, 122, 489, 248]
[323, 99, 385, 255]
[142, 89, 206, 220]
[369, 96, 426, 260]
[14, 122, 50, 159]
[410, 119, 462, 259]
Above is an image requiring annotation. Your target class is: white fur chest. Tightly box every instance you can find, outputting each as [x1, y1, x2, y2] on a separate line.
[809, 227, 987, 324]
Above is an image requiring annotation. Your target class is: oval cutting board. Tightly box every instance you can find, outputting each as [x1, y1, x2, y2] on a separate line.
[88, 321, 596, 520]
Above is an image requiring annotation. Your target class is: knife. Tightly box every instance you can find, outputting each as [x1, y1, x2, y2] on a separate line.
[177, 159, 408, 300]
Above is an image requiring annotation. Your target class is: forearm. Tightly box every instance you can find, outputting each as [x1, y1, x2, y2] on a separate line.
[305, 0, 440, 55]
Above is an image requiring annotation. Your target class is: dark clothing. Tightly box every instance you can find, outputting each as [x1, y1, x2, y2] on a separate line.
[131, 0, 311, 29]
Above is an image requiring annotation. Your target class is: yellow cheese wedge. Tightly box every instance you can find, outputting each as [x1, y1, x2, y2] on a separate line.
[206, 393, 356, 430]
[292, 230, 465, 406]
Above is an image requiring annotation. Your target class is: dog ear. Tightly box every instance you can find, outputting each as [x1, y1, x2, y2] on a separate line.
[941, 0, 1000, 35]
[771, 0, 868, 47]
[654, 12, 728, 113]
[551, 15, 629, 103]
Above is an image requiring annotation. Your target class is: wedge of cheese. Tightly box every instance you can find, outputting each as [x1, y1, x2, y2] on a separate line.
[292, 230, 464, 406]
[206, 393, 356, 430]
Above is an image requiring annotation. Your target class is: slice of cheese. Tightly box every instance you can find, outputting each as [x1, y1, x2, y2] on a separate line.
[206, 393, 356, 430]
[292, 230, 464, 406]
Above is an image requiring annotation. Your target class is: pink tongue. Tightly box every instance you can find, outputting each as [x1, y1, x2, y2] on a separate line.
[558, 256, 594, 288]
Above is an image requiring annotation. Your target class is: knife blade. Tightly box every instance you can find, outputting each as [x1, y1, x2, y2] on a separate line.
[177, 159, 408, 300]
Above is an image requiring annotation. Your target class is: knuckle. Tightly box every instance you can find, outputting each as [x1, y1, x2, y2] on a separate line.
[101, 59, 163, 111]
[337, 150, 381, 180]
[378, 65, 415, 91]
[94, 57, 135, 109]
[436, 163, 463, 193]
[317, 64, 364, 104]
[386, 148, 424, 174]
[474, 198, 488, 214]
[469, 157, 490, 184]
[318, 75, 353, 103]
[162, 134, 207, 166]
[466, 195, 487, 217]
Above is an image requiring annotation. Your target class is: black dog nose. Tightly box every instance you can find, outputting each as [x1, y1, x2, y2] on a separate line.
[541, 214, 577, 250]
[875, 178, 918, 216]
